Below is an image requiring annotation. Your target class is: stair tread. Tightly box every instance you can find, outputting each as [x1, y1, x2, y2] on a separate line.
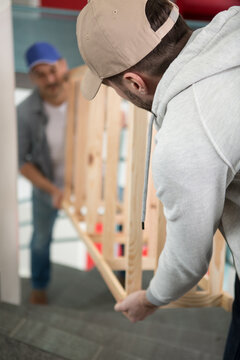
[0, 332, 66, 360]
[27, 305, 228, 356]
[0, 306, 25, 336]
[5, 316, 223, 360]
[12, 318, 101, 360]
[0, 264, 230, 360]
[0, 304, 225, 360]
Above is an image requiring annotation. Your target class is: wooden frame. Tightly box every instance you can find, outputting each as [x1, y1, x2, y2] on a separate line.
[63, 66, 233, 311]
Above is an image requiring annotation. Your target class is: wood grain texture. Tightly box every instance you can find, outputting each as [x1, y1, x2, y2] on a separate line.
[125, 105, 148, 294]
[86, 87, 106, 233]
[64, 81, 76, 202]
[209, 230, 226, 295]
[103, 88, 122, 260]
[73, 82, 90, 215]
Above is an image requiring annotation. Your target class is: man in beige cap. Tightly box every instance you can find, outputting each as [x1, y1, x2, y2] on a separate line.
[76, 1, 240, 358]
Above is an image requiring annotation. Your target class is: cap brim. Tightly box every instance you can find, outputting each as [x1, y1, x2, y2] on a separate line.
[29, 59, 60, 70]
[80, 68, 102, 100]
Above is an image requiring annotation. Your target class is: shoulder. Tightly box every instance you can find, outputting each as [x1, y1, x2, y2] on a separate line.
[17, 89, 42, 120]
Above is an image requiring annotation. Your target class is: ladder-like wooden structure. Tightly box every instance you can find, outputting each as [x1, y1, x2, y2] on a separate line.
[63, 66, 233, 311]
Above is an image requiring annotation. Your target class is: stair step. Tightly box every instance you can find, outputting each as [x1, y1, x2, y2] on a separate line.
[1, 264, 230, 360]
[13, 318, 222, 360]
[11, 318, 101, 360]
[2, 313, 221, 360]
[0, 333, 66, 360]
[0, 303, 226, 360]
[0, 305, 25, 336]
[25, 305, 228, 357]
[92, 347, 146, 360]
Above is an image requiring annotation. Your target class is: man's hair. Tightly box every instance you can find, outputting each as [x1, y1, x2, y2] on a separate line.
[106, 0, 191, 84]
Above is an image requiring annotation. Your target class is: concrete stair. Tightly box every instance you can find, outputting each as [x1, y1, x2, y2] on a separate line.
[0, 264, 231, 360]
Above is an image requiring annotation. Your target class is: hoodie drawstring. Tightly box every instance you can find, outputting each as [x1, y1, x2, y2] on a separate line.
[141, 113, 155, 230]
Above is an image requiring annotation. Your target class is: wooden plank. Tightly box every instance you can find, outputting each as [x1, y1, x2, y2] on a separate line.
[64, 81, 76, 202]
[155, 201, 166, 272]
[143, 125, 156, 253]
[73, 82, 90, 215]
[221, 291, 233, 312]
[107, 257, 156, 271]
[86, 86, 106, 233]
[125, 105, 148, 294]
[63, 200, 126, 302]
[143, 127, 167, 270]
[209, 229, 226, 295]
[102, 88, 122, 260]
[162, 292, 222, 309]
[122, 107, 131, 237]
[198, 274, 209, 291]
[69, 65, 87, 81]
[88, 233, 126, 244]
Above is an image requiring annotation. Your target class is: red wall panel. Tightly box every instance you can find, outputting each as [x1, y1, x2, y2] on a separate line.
[176, 0, 240, 20]
[41, 0, 87, 11]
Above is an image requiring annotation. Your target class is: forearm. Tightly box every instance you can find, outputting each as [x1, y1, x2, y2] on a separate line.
[20, 162, 58, 195]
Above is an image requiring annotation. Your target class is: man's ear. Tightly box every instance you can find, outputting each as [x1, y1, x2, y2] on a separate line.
[123, 72, 148, 95]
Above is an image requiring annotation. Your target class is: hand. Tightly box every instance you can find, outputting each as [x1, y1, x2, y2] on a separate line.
[114, 290, 158, 323]
[52, 188, 64, 209]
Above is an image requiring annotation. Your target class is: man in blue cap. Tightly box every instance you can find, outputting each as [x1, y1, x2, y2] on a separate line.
[17, 42, 69, 305]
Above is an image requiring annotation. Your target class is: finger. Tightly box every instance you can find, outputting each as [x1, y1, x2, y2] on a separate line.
[123, 311, 138, 323]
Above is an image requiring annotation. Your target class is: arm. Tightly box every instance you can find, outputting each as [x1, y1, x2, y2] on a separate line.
[17, 108, 63, 209]
[145, 118, 230, 306]
[20, 163, 63, 209]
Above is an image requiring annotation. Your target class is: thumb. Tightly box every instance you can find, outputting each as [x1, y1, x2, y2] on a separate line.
[114, 300, 128, 312]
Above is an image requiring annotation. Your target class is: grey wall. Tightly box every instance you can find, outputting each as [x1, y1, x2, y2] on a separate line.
[12, 5, 85, 73]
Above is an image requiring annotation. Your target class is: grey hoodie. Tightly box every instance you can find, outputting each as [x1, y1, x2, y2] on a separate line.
[146, 6, 240, 306]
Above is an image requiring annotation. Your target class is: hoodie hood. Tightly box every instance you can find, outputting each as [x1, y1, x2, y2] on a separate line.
[152, 6, 240, 129]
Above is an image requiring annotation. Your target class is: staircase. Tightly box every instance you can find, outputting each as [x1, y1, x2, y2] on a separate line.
[0, 264, 231, 360]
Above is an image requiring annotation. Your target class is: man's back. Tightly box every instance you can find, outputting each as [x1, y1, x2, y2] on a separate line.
[148, 6, 240, 305]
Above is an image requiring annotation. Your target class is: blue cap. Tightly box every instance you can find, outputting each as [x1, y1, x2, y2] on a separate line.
[25, 42, 62, 70]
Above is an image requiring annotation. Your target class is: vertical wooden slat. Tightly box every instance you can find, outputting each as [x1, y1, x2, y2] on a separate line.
[125, 105, 148, 293]
[143, 126, 158, 267]
[86, 86, 106, 233]
[103, 88, 122, 260]
[73, 82, 90, 216]
[209, 229, 226, 295]
[154, 201, 166, 272]
[64, 80, 76, 202]
[122, 113, 131, 240]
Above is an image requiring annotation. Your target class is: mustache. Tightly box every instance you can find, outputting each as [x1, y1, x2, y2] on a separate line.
[46, 72, 69, 89]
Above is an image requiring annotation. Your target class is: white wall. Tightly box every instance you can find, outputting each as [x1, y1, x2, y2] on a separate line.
[0, 0, 20, 304]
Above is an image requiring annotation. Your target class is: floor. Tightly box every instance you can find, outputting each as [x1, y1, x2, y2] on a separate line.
[0, 264, 232, 360]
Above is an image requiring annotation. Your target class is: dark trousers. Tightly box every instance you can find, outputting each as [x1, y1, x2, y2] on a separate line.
[223, 274, 240, 360]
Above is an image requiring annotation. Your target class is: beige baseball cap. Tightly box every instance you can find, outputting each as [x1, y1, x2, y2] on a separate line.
[76, 0, 179, 100]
